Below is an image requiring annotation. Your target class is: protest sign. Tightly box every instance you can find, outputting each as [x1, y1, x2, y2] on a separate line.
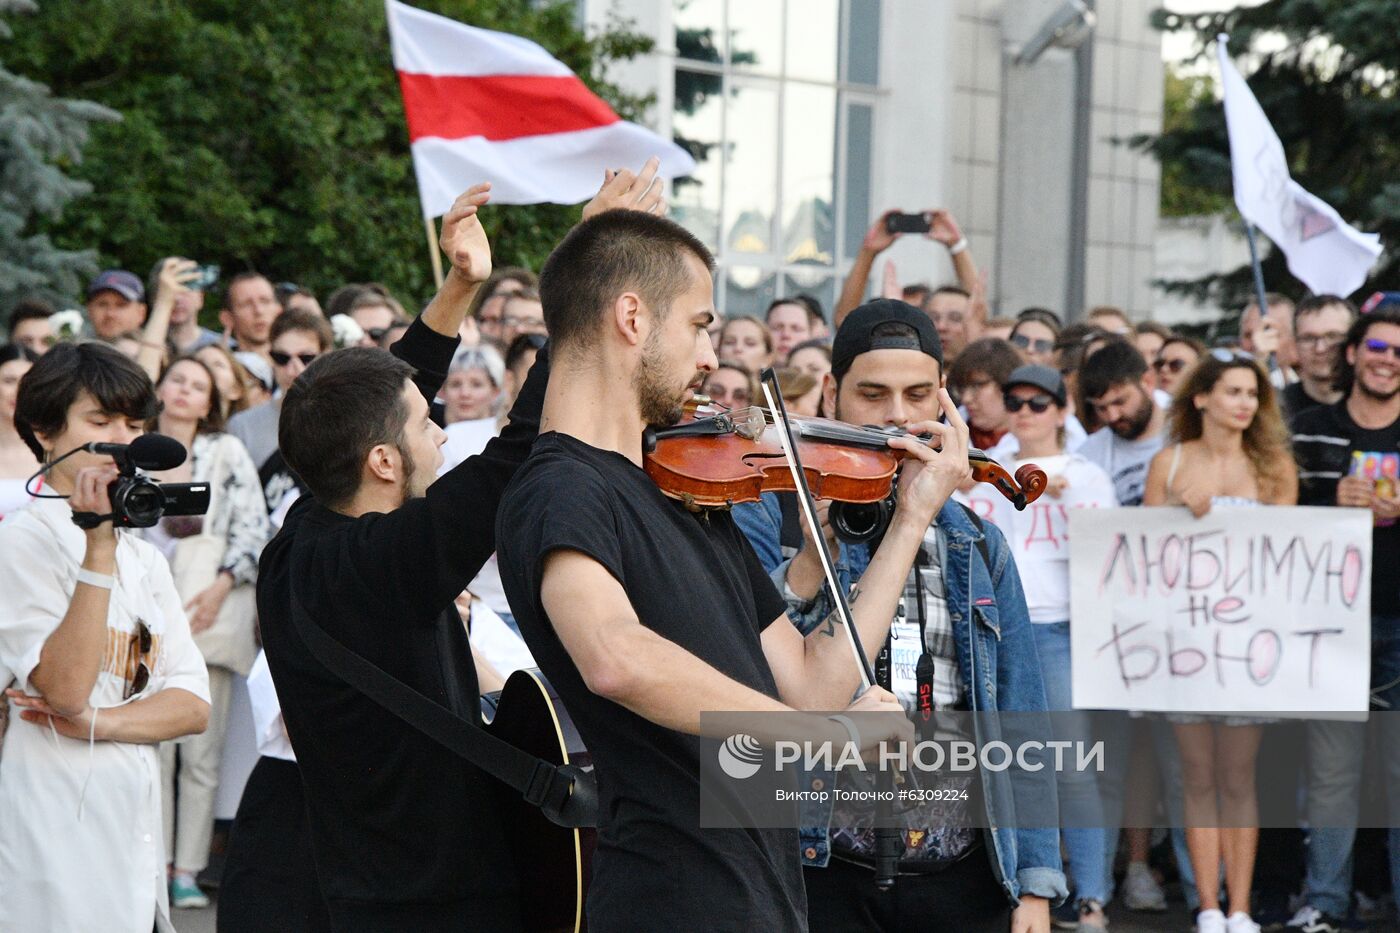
[1070, 507, 1371, 713]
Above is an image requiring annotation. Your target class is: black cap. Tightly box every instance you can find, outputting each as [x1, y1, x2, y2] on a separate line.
[1004, 364, 1066, 406]
[831, 298, 943, 381]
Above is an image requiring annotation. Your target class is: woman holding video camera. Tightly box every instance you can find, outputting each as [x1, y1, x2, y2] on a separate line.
[0, 342, 210, 933]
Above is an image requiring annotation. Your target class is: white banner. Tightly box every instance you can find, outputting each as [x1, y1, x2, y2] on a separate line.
[1218, 34, 1381, 296]
[1069, 507, 1372, 713]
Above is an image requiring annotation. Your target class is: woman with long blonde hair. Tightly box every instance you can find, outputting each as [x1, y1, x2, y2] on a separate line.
[1142, 349, 1298, 933]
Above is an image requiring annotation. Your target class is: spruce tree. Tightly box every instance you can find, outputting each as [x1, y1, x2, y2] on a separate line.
[0, 0, 116, 323]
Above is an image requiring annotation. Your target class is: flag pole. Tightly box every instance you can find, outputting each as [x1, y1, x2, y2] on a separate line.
[425, 215, 444, 289]
[1243, 221, 1279, 375]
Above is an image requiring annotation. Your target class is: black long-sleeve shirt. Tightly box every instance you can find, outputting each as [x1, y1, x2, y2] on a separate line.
[256, 317, 548, 931]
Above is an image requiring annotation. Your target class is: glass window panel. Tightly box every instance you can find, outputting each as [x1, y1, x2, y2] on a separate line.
[843, 0, 880, 86]
[781, 84, 836, 270]
[673, 0, 725, 66]
[672, 68, 725, 252]
[842, 100, 874, 262]
[784, 0, 839, 84]
[781, 274, 835, 326]
[727, 0, 782, 74]
[724, 267, 777, 318]
[723, 82, 779, 262]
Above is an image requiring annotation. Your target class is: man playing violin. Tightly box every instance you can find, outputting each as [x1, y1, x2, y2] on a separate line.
[732, 299, 1066, 933]
[494, 210, 972, 931]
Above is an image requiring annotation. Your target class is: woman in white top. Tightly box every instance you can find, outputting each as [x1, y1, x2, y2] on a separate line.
[0, 343, 41, 522]
[996, 364, 1119, 930]
[0, 342, 210, 932]
[145, 355, 269, 908]
[1143, 349, 1298, 933]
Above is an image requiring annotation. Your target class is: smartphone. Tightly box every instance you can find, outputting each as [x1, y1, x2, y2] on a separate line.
[884, 212, 931, 235]
[188, 264, 220, 292]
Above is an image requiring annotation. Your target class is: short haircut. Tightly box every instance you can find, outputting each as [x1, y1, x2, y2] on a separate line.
[932, 285, 970, 300]
[222, 271, 272, 310]
[1294, 294, 1357, 325]
[1335, 306, 1400, 395]
[1159, 334, 1206, 358]
[1080, 339, 1148, 401]
[279, 348, 415, 509]
[347, 289, 407, 322]
[8, 298, 55, 334]
[539, 210, 714, 350]
[1088, 305, 1131, 326]
[766, 296, 823, 328]
[14, 342, 157, 461]
[948, 337, 1022, 391]
[1134, 320, 1173, 340]
[900, 284, 932, 309]
[270, 306, 334, 351]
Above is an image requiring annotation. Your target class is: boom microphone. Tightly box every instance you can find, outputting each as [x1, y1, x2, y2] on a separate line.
[85, 433, 188, 471]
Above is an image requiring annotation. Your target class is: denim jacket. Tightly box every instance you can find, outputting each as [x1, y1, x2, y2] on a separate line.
[732, 493, 1068, 906]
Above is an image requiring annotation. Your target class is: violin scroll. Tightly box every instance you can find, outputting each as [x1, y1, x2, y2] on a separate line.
[1013, 464, 1049, 506]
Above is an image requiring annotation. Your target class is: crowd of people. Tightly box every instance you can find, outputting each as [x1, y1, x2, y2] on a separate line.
[0, 171, 1396, 933]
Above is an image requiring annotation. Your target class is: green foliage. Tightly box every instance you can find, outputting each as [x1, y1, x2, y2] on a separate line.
[1142, 1, 1399, 307]
[4, 0, 654, 320]
[0, 0, 119, 314]
[1157, 68, 1233, 219]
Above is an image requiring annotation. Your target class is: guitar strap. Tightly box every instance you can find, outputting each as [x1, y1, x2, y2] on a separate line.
[287, 587, 597, 828]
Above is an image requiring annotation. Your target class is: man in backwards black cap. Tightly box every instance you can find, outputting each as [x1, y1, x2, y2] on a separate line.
[733, 298, 1066, 933]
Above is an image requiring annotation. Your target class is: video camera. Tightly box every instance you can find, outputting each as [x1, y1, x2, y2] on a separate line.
[68, 434, 211, 530]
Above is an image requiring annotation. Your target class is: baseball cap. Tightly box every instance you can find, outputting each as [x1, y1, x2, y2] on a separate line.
[1003, 364, 1067, 406]
[831, 298, 943, 382]
[86, 269, 146, 303]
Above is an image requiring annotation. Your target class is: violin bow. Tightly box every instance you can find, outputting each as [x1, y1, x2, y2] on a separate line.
[757, 369, 875, 690]
[757, 368, 906, 892]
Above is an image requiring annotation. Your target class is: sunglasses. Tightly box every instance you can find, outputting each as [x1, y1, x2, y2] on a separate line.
[270, 350, 319, 366]
[125, 620, 153, 700]
[1003, 393, 1056, 414]
[1153, 357, 1188, 374]
[1011, 333, 1055, 354]
[1363, 337, 1400, 360]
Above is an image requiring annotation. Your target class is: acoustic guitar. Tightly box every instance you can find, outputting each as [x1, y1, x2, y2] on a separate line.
[482, 668, 596, 932]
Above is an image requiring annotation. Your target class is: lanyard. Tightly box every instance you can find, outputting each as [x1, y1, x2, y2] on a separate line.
[911, 547, 936, 724]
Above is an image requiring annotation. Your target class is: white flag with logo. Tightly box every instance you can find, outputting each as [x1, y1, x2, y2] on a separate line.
[1217, 34, 1381, 296]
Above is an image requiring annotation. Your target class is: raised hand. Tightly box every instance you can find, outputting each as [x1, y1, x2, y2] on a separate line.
[862, 210, 901, 255]
[156, 258, 200, 302]
[583, 157, 665, 219]
[926, 209, 963, 248]
[439, 183, 493, 285]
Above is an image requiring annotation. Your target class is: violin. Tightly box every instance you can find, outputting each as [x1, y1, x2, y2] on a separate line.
[642, 399, 1047, 512]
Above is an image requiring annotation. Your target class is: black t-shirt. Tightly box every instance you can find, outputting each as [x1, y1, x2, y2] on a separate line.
[1281, 380, 1327, 423]
[1291, 400, 1400, 617]
[256, 318, 548, 931]
[496, 432, 806, 932]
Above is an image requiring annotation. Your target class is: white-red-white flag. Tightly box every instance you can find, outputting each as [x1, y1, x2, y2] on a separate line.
[386, 0, 695, 217]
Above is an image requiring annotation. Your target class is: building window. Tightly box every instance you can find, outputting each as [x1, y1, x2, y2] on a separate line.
[671, 0, 880, 320]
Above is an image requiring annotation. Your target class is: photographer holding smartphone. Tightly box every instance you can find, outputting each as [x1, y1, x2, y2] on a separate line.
[0, 342, 211, 933]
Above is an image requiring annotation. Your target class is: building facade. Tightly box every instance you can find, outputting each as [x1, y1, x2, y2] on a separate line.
[585, 0, 1165, 321]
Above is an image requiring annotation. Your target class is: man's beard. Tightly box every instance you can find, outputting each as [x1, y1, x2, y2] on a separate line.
[1112, 389, 1155, 440]
[635, 333, 690, 427]
[1354, 366, 1400, 403]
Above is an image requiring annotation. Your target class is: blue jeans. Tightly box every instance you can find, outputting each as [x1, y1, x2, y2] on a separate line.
[1033, 622, 1116, 904]
[1302, 616, 1400, 917]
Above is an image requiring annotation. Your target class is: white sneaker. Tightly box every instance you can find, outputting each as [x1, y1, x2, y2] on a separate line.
[1121, 861, 1167, 912]
[1196, 908, 1227, 933]
[1225, 912, 1260, 933]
